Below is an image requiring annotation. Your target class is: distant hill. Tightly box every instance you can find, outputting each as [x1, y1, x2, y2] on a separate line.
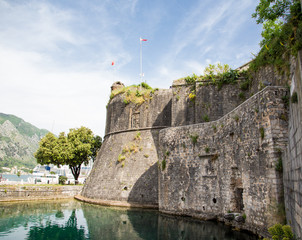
[0, 113, 49, 171]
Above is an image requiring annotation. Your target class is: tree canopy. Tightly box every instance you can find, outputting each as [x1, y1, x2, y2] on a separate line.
[250, 0, 302, 73]
[252, 0, 293, 23]
[35, 126, 102, 183]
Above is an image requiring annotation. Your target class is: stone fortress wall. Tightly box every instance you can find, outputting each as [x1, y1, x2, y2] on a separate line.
[159, 86, 288, 236]
[81, 89, 172, 207]
[80, 55, 302, 238]
[283, 51, 302, 238]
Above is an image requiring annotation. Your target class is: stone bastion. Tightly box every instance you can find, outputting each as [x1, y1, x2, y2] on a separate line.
[79, 78, 290, 237]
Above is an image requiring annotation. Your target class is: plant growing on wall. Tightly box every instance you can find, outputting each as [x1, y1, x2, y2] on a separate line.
[260, 127, 265, 139]
[109, 82, 159, 106]
[184, 73, 199, 84]
[190, 134, 198, 145]
[118, 154, 126, 163]
[202, 114, 209, 122]
[205, 147, 210, 153]
[161, 159, 166, 171]
[188, 92, 196, 102]
[275, 157, 283, 173]
[291, 91, 298, 103]
[240, 79, 251, 91]
[134, 131, 141, 141]
[238, 92, 246, 100]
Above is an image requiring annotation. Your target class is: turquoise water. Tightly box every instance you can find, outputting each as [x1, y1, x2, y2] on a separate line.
[0, 200, 258, 240]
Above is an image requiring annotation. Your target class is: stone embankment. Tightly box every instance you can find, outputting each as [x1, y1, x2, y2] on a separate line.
[0, 185, 82, 202]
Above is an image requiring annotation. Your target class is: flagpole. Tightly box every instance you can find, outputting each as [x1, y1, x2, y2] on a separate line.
[140, 37, 143, 83]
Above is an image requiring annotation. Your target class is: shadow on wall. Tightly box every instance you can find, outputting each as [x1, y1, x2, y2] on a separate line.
[127, 99, 172, 206]
[127, 162, 158, 205]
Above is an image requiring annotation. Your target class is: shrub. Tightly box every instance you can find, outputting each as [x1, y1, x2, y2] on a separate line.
[240, 80, 250, 91]
[202, 114, 209, 122]
[135, 90, 142, 97]
[238, 92, 245, 100]
[291, 92, 298, 103]
[59, 176, 67, 185]
[282, 95, 289, 106]
[134, 131, 141, 140]
[190, 134, 198, 145]
[275, 157, 283, 173]
[140, 82, 152, 90]
[205, 147, 210, 153]
[161, 159, 166, 171]
[184, 73, 199, 84]
[188, 93, 196, 102]
[118, 154, 126, 163]
[263, 224, 294, 240]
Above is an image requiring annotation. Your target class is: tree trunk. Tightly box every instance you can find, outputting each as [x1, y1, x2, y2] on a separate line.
[70, 164, 81, 185]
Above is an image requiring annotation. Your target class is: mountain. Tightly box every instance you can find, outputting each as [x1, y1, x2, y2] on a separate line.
[0, 113, 49, 171]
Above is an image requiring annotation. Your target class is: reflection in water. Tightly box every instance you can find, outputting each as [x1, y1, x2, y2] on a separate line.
[0, 200, 258, 240]
[27, 210, 87, 240]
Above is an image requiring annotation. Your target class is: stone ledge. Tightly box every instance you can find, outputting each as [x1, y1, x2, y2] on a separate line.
[75, 195, 159, 209]
[0, 195, 74, 202]
[104, 126, 169, 139]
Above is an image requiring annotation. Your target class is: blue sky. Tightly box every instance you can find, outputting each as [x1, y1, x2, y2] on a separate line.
[0, 0, 262, 137]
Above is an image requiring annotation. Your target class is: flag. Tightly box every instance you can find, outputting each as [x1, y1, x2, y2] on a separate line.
[140, 38, 147, 41]
[112, 61, 115, 66]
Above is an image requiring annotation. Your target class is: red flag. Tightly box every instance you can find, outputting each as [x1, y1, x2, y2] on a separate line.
[111, 61, 115, 66]
[140, 38, 147, 41]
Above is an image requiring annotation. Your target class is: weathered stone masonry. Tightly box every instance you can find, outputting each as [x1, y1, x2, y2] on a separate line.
[81, 89, 172, 207]
[159, 87, 288, 236]
[284, 51, 302, 239]
[80, 74, 297, 237]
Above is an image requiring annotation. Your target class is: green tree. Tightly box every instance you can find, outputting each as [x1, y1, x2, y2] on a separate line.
[35, 127, 100, 184]
[252, 0, 293, 24]
[263, 223, 294, 240]
[35, 133, 59, 165]
[66, 127, 94, 184]
[251, 0, 302, 72]
[91, 135, 102, 162]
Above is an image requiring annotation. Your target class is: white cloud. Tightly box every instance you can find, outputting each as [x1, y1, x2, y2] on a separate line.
[0, 44, 114, 136]
[0, 0, 262, 137]
[0, 0, 134, 136]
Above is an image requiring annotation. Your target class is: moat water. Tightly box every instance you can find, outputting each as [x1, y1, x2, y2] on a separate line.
[0, 200, 258, 240]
